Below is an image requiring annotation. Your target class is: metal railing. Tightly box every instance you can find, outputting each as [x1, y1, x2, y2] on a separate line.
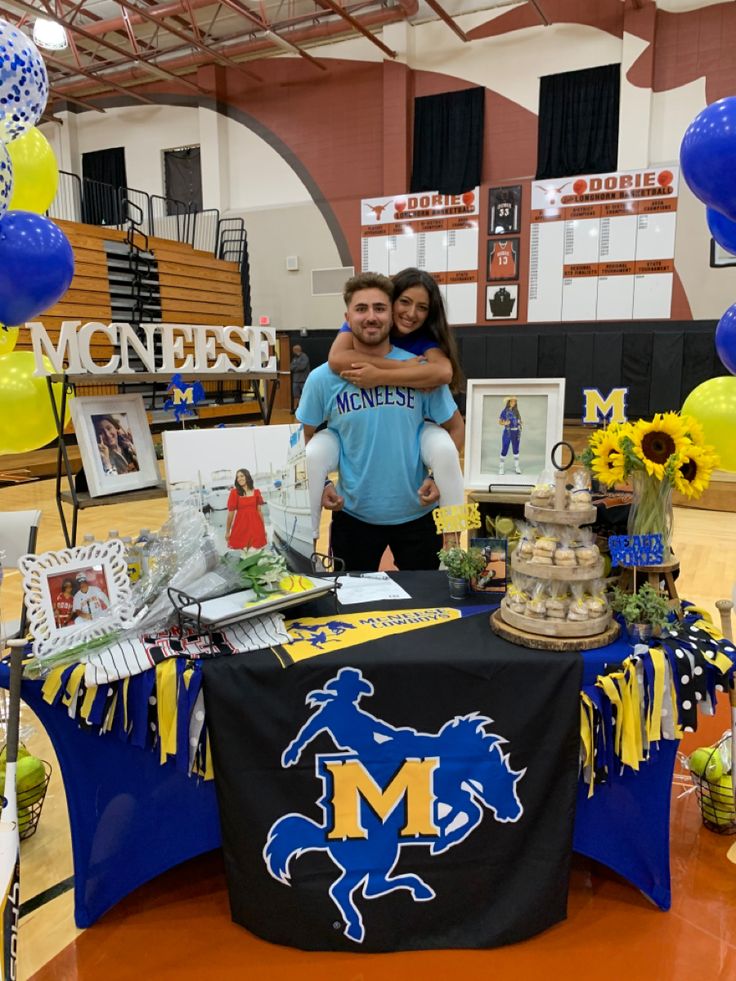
[48, 171, 245, 270]
[217, 217, 247, 264]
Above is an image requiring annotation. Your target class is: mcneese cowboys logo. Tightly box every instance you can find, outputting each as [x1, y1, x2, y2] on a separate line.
[263, 667, 525, 943]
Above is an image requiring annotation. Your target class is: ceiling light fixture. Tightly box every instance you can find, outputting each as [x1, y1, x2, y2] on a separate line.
[33, 17, 69, 51]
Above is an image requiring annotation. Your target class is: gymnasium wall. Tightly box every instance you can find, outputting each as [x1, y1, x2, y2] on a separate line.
[41, 0, 736, 332]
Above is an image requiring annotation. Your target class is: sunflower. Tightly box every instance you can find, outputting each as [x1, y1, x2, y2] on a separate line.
[680, 413, 706, 448]
[672, 443, 719, 499]
[588, 425, 626, 486]
[628, 412, 690, 479]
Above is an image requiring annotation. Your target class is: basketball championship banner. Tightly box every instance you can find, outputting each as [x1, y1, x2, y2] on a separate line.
[360, 188, 480, 326]
[203, 614, 582, 951]
[528, 166, 679, 323]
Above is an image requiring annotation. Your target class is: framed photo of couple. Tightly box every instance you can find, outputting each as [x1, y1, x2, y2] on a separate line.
[18, 539, 135, 660]
[463, 378, 566, 490]
[70, 394, 160, 498]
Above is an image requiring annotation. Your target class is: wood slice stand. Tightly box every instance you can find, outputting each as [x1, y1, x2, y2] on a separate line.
[498, 470, 616, 649]
[511, 554, 605, 581]
[491, 607, 620, 651]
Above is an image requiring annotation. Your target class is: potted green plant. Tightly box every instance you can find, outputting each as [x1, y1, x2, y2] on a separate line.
[437, 546, 487, 600]
[609, 582, 671, 643]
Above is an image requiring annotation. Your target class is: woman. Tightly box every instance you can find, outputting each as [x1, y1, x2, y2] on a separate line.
[306, 267, 465, 544]
[53, 578, 75, 628]
[498, 397, 522, 475]
[94, 415, 139, 476]
[226, 468, 268, 550]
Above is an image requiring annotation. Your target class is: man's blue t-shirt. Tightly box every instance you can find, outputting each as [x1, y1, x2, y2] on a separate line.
[297, 348, 456, 526]
[339, 321, 437, 357]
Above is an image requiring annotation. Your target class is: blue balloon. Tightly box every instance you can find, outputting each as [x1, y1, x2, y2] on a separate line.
[716, 303, 736, 375]
[680, 97, 736, 221]
[0, 211, 74, 325]
[707, 207, 736, 255]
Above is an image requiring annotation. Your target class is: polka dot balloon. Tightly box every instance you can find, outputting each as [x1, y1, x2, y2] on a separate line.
[0, 19, 49, 144]
[0, 140, 11, 216]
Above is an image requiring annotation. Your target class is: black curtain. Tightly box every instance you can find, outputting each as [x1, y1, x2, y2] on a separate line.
[81, 147, 127, 225]
[536, 64, 620, 180]
[164, 147, 203, 213]
[410, 87, 484, 194]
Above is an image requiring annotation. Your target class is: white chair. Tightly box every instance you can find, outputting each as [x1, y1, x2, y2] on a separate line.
[0, 509, 41, 642]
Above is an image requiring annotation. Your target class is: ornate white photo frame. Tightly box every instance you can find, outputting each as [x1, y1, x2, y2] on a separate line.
[18, 539, 135, 660]
[69, 394, 160, 499]
[464, 378, 566, 490]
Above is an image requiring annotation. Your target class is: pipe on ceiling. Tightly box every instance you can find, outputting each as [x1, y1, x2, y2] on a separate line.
[79, 0, 418, 37]
[50, 5, 414, 98]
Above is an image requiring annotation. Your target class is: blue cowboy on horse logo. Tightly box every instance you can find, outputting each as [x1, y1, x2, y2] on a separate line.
[263, 667, 525, 943]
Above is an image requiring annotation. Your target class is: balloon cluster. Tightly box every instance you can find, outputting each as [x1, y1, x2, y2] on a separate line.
[0, 18, 72, 454]
[679, 98, 736, 472]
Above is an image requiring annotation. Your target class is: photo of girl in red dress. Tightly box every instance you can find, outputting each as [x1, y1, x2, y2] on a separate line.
[225, 468, 268, 549]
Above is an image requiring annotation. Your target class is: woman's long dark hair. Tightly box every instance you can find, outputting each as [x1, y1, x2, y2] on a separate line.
[233, 468, 255, 496]
[504, 398, 522, 423]
[391, 267, 464, 392]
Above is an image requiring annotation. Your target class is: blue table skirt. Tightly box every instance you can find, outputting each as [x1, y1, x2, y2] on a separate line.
[6, 628, 677, 928]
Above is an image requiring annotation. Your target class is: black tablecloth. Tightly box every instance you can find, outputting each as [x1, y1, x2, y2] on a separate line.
[203, 573, 583, 951]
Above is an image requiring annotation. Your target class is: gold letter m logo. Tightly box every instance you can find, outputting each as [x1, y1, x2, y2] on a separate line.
[324, 758, 439, 840]
[582, 387, 627, 425]
[172, 386, 194, 405]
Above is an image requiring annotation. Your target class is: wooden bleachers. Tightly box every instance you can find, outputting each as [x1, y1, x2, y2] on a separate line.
[12, 219, 255, 406]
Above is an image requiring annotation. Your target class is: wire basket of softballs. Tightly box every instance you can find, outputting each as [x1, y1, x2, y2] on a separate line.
[0, 748, 52, 841]
[687, 734, 736, 835]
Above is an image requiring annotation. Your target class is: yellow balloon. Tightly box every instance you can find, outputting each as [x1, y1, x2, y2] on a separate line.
[7, 128, 59, 214]
[682, 375, 736, 472]
[0, 352, 70, 455]
[0, 326, 19, 355]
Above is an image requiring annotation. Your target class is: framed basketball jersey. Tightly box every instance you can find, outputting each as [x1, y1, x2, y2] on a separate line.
[487, 237, 519, 281]
[489, 185, 521, 235]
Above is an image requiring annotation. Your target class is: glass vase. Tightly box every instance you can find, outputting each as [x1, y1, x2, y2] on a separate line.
[627, 471, 673, 562]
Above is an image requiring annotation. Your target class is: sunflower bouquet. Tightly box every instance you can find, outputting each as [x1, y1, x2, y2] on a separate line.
[582, 412, 719, 555]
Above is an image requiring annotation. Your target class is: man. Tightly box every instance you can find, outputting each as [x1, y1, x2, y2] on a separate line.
[289, 344, 310, 411]
[297, 272, 464, 571]
[72, 572, 110, 620]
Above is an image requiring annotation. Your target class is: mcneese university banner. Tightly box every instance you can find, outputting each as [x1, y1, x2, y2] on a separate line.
[202, 613, 582, 952]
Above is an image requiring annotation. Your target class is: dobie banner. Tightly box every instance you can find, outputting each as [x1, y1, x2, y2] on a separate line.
[203, 614, 581, 951]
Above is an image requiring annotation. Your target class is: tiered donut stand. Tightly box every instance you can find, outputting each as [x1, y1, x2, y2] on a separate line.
[491, 469, 620, 651]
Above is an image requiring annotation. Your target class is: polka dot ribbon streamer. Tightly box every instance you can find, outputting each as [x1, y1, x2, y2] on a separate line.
[580, 609, 735, 796]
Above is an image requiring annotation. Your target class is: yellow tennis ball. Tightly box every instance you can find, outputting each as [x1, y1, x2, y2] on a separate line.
[702, 774, 734, 826]
[16, 756, 46, 806]
[689, 746, 723, 781]
[17, 807, 32, 835]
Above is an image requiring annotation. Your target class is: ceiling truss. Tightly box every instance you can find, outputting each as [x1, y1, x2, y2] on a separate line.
[0, 0, 537, 114]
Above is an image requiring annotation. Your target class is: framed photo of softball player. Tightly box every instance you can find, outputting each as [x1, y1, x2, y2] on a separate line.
[487, 237, 519, 281]
[488, 185, 521, 235]
[463, 378, 565, 490]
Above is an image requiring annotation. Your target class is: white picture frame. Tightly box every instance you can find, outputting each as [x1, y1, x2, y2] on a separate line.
[463, 378, 566, 490]
[18, 539, 135, 660]
[163, 424, 313, 571]
[70, 394, 160, 498]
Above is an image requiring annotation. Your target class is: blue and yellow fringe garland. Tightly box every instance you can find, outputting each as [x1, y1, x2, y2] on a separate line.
[40, 610, 734, 790]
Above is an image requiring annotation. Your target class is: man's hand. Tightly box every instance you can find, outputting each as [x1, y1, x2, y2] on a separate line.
[321, 482, 344, 512]
[417, 477, 440, 506]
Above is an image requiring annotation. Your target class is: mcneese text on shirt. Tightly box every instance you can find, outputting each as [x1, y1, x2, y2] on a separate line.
[336, 385, 416, 414]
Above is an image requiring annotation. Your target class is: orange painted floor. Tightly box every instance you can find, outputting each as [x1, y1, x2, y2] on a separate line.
[31, 783, 736, 981]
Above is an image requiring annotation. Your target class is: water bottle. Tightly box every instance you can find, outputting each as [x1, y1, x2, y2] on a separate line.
[123, 536, 143, 583]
